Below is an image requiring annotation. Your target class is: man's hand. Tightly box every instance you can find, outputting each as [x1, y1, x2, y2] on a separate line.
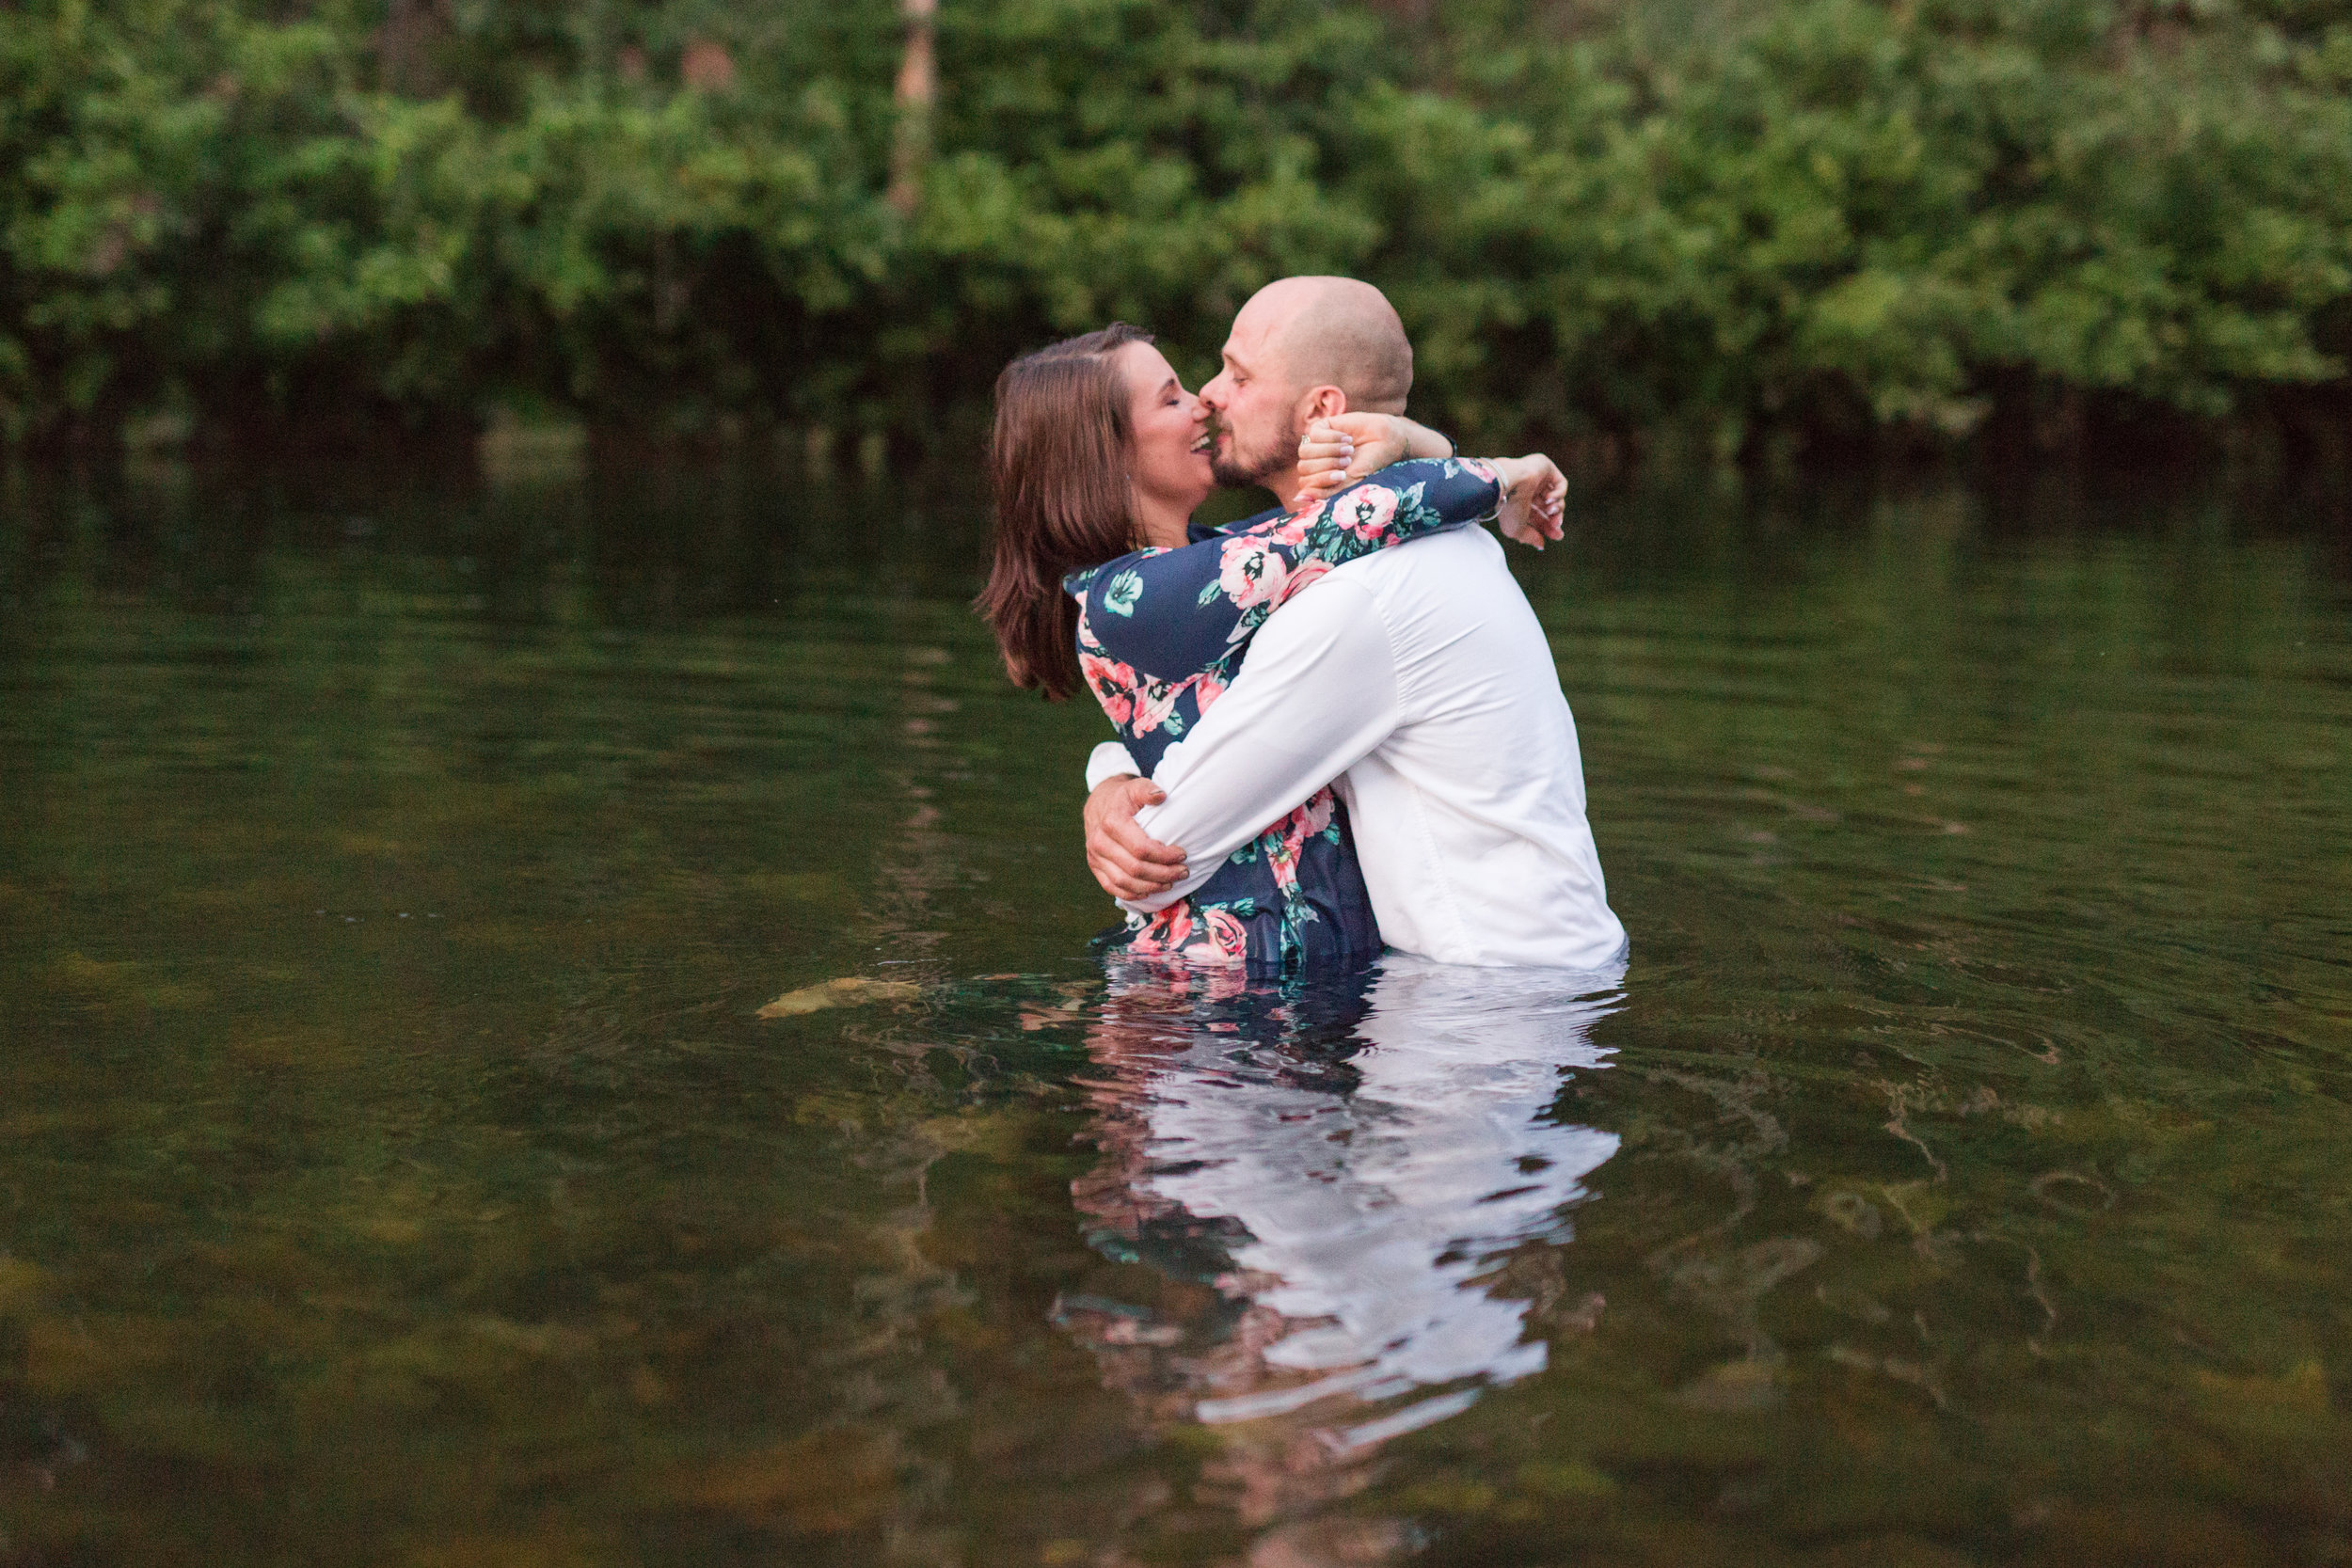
[1489, 454, 1567, 549]
[1085, 774, 1188, 901]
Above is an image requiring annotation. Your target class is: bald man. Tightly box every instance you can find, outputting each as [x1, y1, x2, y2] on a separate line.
[1081, 277, 1627, 971]
[1202, 276, 1414, 495]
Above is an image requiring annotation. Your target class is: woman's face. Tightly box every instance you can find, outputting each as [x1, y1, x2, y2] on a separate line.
[1117, 341, 1215, 529]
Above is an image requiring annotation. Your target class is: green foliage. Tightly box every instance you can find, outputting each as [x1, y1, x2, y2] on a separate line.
[0, 0, 2345, 453]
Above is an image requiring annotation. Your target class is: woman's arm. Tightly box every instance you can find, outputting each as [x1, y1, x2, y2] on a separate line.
[1300, 416, 1565, 548]
[1281, 456, 1502, 575]
[1073, 455, 1500, 682]
[1294, 413, 1452, 506]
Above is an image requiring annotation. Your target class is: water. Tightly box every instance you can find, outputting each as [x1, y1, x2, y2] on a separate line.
[1, 457, 2347, 1566]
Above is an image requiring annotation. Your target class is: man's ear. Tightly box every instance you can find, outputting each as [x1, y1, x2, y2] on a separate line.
[1298, 385, 1348, 424]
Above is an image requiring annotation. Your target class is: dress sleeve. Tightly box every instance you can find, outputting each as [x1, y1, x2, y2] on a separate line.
[1075, 458, 1501, 682]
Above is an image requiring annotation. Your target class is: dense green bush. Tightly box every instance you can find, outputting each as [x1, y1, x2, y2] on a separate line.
[1, 0, 2345, 459]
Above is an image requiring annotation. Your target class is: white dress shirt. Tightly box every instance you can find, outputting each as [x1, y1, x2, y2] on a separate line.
[1086, 524, 1627, 970]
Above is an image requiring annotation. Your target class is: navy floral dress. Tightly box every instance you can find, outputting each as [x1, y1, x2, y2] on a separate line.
[1064, 458, 1503, 976]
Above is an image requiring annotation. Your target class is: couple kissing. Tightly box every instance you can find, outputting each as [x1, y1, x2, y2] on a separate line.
[979, 276, 1625, 980]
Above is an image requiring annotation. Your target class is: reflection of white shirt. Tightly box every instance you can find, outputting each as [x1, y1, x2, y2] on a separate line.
[1125, 956, 1623, 1423]
[1087, 526, 1627, 970]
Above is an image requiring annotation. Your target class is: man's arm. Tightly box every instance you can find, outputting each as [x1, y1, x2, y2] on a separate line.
[1102, 577, 1402, 914]
[1086, 741, 1140, 792]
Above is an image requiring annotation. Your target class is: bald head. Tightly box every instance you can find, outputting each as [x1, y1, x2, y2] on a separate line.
[1235, 277, 1413, 414]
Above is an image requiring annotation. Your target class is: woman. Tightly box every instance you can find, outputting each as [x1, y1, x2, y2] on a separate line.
[978, 323, 1563, 975]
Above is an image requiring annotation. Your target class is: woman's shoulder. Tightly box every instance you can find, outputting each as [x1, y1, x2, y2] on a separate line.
[1063, 548, 1161, 600]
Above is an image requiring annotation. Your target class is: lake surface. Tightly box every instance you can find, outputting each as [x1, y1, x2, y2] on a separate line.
[1, 456, 2347, 1566]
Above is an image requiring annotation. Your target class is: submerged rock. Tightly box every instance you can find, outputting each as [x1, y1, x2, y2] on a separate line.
[756, 977, 923, 1018]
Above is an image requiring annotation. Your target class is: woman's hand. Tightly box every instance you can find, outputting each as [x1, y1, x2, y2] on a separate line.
[1487, 454, 1566, 549]
[1293, 414, 1454, 510]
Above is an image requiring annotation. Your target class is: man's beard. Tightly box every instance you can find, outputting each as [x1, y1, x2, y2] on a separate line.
[1209, 410, 1303, 490]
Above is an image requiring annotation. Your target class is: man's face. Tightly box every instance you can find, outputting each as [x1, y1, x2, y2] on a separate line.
[1198, 307, 1301, 490]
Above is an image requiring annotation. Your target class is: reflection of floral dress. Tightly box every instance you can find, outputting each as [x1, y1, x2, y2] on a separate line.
[1064, 459, 1502, 976]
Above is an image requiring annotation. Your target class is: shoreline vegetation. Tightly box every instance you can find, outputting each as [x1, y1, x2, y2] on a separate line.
[3, 0, 2348, 471]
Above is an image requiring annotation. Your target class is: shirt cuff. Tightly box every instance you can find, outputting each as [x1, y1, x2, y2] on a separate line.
[1084, 740, 1142, 793]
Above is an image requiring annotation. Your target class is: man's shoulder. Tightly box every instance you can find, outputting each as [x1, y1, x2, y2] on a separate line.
[1329, 519, 1508, 593]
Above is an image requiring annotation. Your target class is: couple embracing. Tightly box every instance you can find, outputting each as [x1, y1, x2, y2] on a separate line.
[980, 277, 1625, 979]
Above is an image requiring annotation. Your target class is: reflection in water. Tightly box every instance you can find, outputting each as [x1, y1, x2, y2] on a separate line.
[1058, 955, 1623, 1544]
[7, 459, 2349, 1563]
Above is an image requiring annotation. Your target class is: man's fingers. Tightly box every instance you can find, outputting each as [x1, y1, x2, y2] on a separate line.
[1088, 836, 1168, 884]
[1090, 857, 1172, 901]
[1107, 815, 1186, 866]
[1084, 773, 1185, 898]
[1094, 868, 1161, 901]
[1113, 776, 1166, 810]
[1085, 780, 1185, 897]
[1104, 840, 1184, 881]
[1089, 844, 1184, 899]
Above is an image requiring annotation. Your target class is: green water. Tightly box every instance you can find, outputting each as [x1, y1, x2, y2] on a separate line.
[1, 459, 2346, 1567]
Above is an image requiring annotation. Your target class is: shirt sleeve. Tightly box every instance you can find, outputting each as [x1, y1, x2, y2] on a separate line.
[1085, 740, 1141, 792]
[1120, 576, 1403, 914]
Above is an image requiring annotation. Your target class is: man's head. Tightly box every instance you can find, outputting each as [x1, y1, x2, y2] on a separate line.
[1199, 277, 1412, 495]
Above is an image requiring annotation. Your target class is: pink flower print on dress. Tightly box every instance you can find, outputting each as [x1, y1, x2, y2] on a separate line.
[1297, 789, 1335, 838]
[1263, 789, 1337, 897]
[1276, 558, 1328, 605]
[1263, 512, 1313, 547]
[1129, 674, 1184, 737]
[1200, 906, 1248, 962]
[1125, 902, 1244, 966]
[1078, 648, 1136, 728]
[1217, 537, 1288, 610]
[1331, 483, 1401, 543]
[1126, 903, 1193, 956]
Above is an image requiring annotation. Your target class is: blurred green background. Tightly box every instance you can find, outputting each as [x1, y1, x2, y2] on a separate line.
[3, 0, 2348, 468]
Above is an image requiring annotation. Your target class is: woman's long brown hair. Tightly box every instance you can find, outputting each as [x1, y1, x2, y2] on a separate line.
[977, 323, 1151, 701]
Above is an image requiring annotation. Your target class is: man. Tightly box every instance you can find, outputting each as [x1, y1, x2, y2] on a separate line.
[1082, 276, 1627, 970]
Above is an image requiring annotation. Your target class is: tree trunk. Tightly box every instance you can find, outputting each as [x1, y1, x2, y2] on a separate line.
[377, 0, 450, 97]
[888, 0, 938, 214]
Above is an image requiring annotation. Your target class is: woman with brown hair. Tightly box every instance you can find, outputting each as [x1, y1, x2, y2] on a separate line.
[977, 324, 1563, 976]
